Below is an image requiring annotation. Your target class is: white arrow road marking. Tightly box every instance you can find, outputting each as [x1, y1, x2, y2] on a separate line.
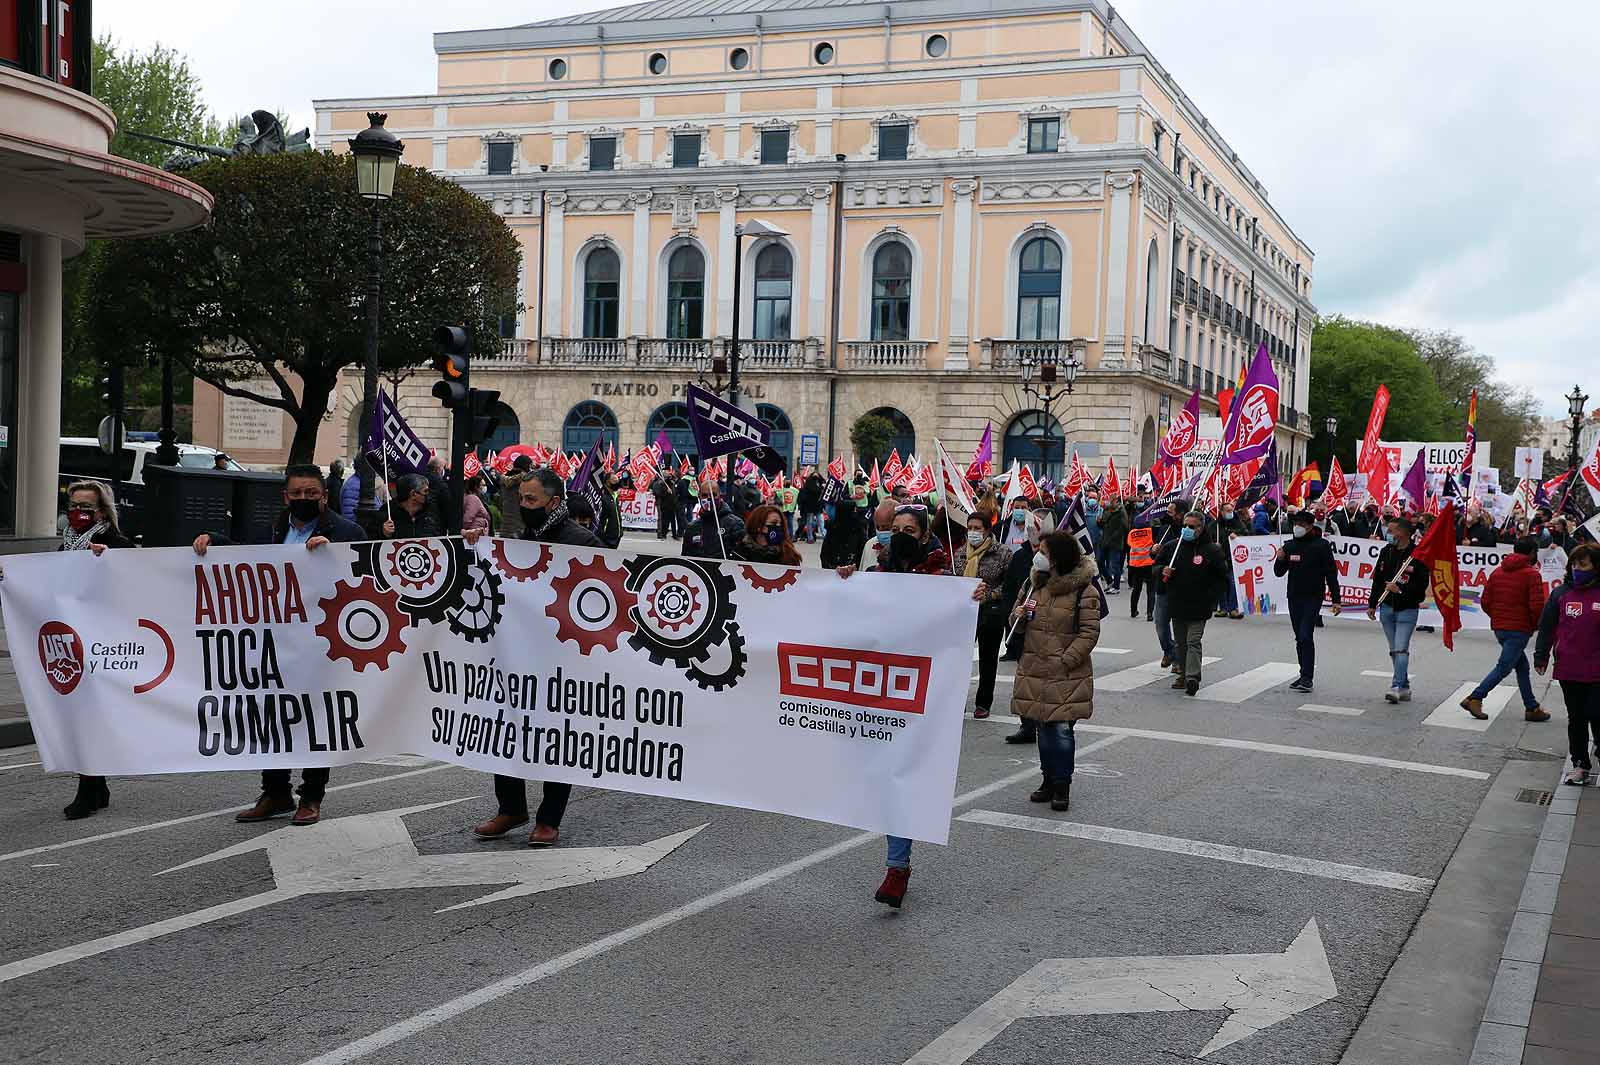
[959, 810, 1433, 892]
[1422, 682, 1515, 732]
[1097, 656, 1220, 691]
[903, 919, 1338, 1063]
[1194, 662, 1303, 703]
[0, 800, 706, 985]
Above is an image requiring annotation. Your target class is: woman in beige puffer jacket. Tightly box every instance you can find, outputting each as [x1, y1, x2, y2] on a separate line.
[1010, 529, 1101, 811]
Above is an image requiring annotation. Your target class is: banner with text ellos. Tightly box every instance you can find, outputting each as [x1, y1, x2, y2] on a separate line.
[1, 541, 975, 843]
[1227, 534, 1567, 626]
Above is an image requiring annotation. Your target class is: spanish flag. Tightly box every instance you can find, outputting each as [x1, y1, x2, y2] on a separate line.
[1287, 462, 1322, 507]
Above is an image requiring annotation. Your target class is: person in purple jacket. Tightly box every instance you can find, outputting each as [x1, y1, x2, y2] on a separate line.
[1535, 544, 1600, 786]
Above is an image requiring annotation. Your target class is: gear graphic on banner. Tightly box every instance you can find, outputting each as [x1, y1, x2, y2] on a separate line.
[738, 563, 800, 593]
[315, 578, 409, 671]
[491, 538, 553, 583]
[352, 538, 473, 626]
[624, 556, 738, 669]
[546, 555, 638, 654]
[447, 558, 507, 643]
[684, 626, 748, 691]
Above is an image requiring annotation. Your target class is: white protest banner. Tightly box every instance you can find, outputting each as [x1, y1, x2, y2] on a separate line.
[1514, 447, 1544, 481]
[0, 540, 976, 843]
[1227, 535, 1567, 626]
[1359, 440, 1491, 481]
[616, 488, 658, 531]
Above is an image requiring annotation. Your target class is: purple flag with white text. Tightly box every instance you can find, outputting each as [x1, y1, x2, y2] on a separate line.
[363, 389, 430, 478]
[1218, 346, 1280, 467]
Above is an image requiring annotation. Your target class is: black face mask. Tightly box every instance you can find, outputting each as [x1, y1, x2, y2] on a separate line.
[288, 498, 322, 523]
[889, 532, 926, 568]
[520, 506, 546, 530]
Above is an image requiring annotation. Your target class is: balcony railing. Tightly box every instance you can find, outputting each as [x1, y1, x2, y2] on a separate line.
[1134, 343, 1172, 376]
[983, 338, 1074, 371]
[530, 336, 819, 369]
[1172, 268, 1187, 300]
[539, 337, 628, 365]
[497, 338, 534, 362]
[1186, 279, 1199, 306]
[637, 337, 708, 366]
[843, 339, 931, 370]
[1201, 288, 1213, 316]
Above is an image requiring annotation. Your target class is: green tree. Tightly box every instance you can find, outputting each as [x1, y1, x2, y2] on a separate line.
[83, 152, 520, 463]
[849, 414, 895, 468]
[1307, 316, 1451, 470]
[1409, 328, 1541, 489]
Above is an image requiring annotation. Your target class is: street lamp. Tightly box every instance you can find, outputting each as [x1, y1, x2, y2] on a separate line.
[349, 112, 404, 531]
[1567, 384, 1589, 473]
[1323, 414, 1338, 471]
[720, 217, 788, 500]
[1019, 340, 1084, 477]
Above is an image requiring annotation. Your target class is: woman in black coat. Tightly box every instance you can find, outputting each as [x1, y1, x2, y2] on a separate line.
[59, 480, 134, 819]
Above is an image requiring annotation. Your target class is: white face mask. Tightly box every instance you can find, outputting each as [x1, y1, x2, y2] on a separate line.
[1292, 526, 1308, 539]
[1032, 552, 1051, 573]
[967, 530, 985, 548]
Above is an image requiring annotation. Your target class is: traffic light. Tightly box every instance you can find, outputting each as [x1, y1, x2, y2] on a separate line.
[432, 324, 470, 409]
[468, 388, 502, 445]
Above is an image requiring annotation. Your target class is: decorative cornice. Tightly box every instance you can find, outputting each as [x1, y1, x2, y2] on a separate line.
[980, 177, 1100, 202]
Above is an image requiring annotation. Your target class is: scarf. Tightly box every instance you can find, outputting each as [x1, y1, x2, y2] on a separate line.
[529, 501, 570, 541]
[62, 521, 108, 553]
[963, 535, 993, 578]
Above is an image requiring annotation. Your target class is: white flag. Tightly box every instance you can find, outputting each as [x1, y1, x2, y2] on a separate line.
[934, 439, 978, 517]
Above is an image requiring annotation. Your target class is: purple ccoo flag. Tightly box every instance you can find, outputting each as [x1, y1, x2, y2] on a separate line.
[1218, 346, 1280, 467]
[364, 389, 430, 478]
[1398, 449, 1429, 508]
[654, 430, 674, 457]
[568, 438, 607, 522]
[1059, 496, 1111, 619]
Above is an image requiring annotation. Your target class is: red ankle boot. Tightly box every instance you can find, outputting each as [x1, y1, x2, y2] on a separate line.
[875, 867, 911, 908]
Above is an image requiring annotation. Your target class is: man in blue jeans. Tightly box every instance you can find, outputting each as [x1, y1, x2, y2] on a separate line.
[1462, 536, 1552, 722]
[1273, 510, 1342, 692]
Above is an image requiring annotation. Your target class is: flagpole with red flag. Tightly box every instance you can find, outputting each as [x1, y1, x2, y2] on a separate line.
[1410, 500, 1463, 650]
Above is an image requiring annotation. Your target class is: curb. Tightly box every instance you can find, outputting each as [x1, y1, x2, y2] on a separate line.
[0, 717, 33, 749]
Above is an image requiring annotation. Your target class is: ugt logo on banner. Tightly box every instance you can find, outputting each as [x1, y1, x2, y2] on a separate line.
[38, 622, 85, 696]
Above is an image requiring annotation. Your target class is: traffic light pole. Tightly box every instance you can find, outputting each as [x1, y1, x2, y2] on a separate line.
[447, 361, 468, 536]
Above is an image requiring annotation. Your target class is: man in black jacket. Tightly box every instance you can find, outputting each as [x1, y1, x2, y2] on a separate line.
[464, 468, 602, 847]
[1328, 500, 1374, 539]
[382, 474, 440, 539]
[1274, 510, 1342, 693]
[191, 464, 365, 827]
[652, 471, 679, 539]
[1157, 510, 1229, 695]
[681, 489, 747, 559]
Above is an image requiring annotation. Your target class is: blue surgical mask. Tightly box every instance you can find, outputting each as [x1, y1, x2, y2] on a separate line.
[876, 531, 893, 547]
[1180, 526, 1197, 542]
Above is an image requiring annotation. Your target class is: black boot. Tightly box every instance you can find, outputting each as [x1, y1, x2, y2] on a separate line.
[1004, 723, 1037, 745]
[1051, 778, 1071, 812]
[1029, 775, 1053, 803]
[63, 775, 110, 820]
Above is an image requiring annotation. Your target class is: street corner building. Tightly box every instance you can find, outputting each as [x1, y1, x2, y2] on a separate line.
[0, 0, 212, 547]
[308, 0, 1316, 479]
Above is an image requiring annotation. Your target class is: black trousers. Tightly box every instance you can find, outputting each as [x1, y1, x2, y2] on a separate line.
[494, 774, 572, 827]
[656, 501, 678, 538]
[974, 623, 1005, 712]
[1561, 681, 1600, 770]
[1127, 566, 1153, 615]
[262, 767, 329, 803]
[1287, 595, 1321, 681]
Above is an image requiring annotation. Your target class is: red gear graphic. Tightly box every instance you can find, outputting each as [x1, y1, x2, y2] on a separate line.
[491, 539, 553, 582]
[386, 539, 444, 591]
[644, 573, 702, 633]
[316, 578, 409, 671]
[739, 563, 800, 593]
[546, 556, 637, 653]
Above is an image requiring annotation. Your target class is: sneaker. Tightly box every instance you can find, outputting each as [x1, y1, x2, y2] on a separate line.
[1185, 678, 1199, 696]
[875, 867, 911, 908]
[1526, 706, 1551, 722]
[1288, 679, 1313, 693]
[1399, 689, 1412, 702]
[1565, 765, 1591, 787]
[1460, 696, 1486, 720]
[1384, 688, 1401, 704]
[972, 706, 990, 720]
[1129, 607, 1139, 618]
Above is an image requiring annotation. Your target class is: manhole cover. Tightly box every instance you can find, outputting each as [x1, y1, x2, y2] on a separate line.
[1515, 788, 1553, 806]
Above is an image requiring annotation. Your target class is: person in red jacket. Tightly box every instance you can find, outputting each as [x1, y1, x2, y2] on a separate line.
[1461, 536, 1551, 721]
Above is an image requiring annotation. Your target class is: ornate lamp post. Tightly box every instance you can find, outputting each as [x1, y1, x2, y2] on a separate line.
[1567, 385, 1590, 473]
[348, 112, 404, 529]
[1323, 414, 1338, 471]
[1019, 340, 1083, 476]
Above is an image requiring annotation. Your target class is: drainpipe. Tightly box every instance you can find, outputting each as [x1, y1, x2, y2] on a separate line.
[883, 6, 893, 69]
[755, 15, 764, 72]
[826, 155, 846, 457]
[535, 165, 548, 349]
[597, 27, 606, 85]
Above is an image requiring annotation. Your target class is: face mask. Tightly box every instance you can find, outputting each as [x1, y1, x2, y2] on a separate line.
[521, 506, 546, 530]
[967, 530, 985, 548]
[1180, 526, 1197, 542]
[67, 508, 96, 533]
[288, 498, 321, 523]
[1032, 552, 1051, 573]
[1383, 530, 1394, 543]
[764, 527, 783, 546]
[1292, 526, 1308, 539]
[1012, 511, 1025, 524]
[1574, 569, 1597, 588]
[889, 532, 925, 566]
[876, 531, 893, 547]
[1221, 509, 1234, 519]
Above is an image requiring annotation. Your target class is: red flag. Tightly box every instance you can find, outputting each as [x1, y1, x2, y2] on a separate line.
[1063, 450, 1091, 496]
[1322, 458, 1349, 509]
[1103, 457, 1121, 500]
[462, 451, 482, 479]
[678, 454, 692, 476]
[1411, 500, 1462, 650]
[1125, 463, 1139, 502]
[881, 449, 904, 488]
[1581, 433, 1600, 505]
[553, 452, 572, 479]
[868, 459, 881, 490]
[757, 474, 773, 501]
[827, 455, 847, 481]
[1357, 385, 1392, 478]
[910, 462, 936, 495]
[1016, 464, 1040, 501]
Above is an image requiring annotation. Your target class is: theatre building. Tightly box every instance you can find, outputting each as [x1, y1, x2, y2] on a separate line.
[306, 0, 1315, 478]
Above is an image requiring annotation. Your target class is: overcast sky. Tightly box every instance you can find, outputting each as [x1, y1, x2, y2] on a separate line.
[98, 0, 1598, 417]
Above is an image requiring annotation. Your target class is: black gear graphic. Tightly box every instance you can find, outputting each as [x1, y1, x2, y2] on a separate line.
[352, 538, 472, 626]
[623, 555, 738, 668]
[447, 558, 506, 642]
[684, 625, 747, 691]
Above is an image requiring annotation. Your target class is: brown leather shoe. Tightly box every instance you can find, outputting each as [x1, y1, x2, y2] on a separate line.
[1460, 696, 1487, 720]
[291, 801, 321, 826]
[472, 814, 529, 838]
[236, 793, 294, 822]
[1170, 675, 1186, 689]
[528, 823, 560, 848]
[1526, 706, 1551, 722]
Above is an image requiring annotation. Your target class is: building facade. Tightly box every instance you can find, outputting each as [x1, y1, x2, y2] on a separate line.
[304, 0, 1316, 480]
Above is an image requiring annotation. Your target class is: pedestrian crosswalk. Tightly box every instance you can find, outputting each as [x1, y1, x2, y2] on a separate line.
[1421, 682, 1515, 733]
[1096, 657, 1222, 692]
[1193, 663, 1303, 704]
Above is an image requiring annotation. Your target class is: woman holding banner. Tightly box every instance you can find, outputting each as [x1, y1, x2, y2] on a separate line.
[1535, 544, 1600, 786]
[59, 481, 132, 820]
[730, 505, 802, 567]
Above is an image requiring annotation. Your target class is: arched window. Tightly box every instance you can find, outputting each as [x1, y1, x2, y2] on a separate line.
[1143, 239, 1160, 342]
[562, 401, 618, 455]
[582, 248, 621, 338]
[753, 244, 792, 340]
[1003, 410, 1065, 483]
[666, 245, 705, 339]
[870, 242, 912, 341]
[864, 406, 915, 468]
[757, 403, 793, 471]
[646, 402, 695, 464]
[475, 402, 521, 459]
[1016, 237, 1062, 341]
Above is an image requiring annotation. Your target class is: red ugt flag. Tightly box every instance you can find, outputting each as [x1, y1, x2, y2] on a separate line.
[1411, 500, 1462, 650]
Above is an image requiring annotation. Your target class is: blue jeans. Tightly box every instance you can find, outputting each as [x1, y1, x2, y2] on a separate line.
[803, 512, 824, 540]
[1471, 629, 1538, 709]
[1152, 593, 1176, 659]
[1287, 596, 1321, 681]
[1378, 605, 1419, 690]
[1096, 544, 1125, 589]
[1220, 572, 1240, 613]
[1037, 721, 1076, 782]
[887, 836, 912, 869]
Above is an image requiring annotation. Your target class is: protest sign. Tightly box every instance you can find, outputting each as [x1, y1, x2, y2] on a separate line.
[1, 541, 976, 843]
[616, 489, 658, 531]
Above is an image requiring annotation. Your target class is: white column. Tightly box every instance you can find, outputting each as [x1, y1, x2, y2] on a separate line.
[19, 235, 62, 538]
[715, 187, 738, 335]
[1101, 173, 1134, 368]
[544, 192, 566, 336]
[946, 178, 977, 370]
[630, 191, 651, 335]
[806, 184, 830, 340]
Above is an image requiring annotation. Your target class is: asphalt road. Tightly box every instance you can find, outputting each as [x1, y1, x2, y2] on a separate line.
[0, 531, 1554, 1064]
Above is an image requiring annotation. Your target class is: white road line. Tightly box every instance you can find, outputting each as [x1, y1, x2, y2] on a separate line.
[1093, 647, 1132, 655]
[976, 717, 1489, 779]
[1195, 662, 1303, 703]
[0, 763, 462, 864]
[958, 809, 1434, 893]
[1299, 704, 1367, 717]
[1097, 657, 1220, 692]
[296, 738, 1127, 1065]
[0, 761, 41, 771]
[1423, 682, 1515, 733]
[1362, 669, 1422, 680]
